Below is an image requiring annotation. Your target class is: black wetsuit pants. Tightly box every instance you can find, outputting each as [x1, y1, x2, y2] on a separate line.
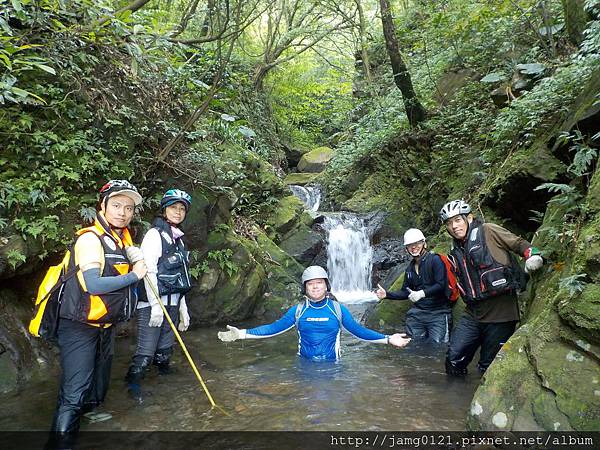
[50, 318, 115, 433]
[445, 314, 517, 374]
[129, 304, 180, 369]
[405, 308, 452, 344]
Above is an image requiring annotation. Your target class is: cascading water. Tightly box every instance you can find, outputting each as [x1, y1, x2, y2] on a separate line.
[287, 185, 376, 303]
[323, 215, 377, 304]
[288, 185, 321, 212]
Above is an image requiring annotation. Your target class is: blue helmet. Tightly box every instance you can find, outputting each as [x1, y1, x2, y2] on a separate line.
[160, 189, 192, 211]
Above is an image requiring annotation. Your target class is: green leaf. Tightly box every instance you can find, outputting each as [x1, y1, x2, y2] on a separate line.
[0, 53, 12, 70]
[239, 125, 256, 138]
[32, 63, 56, 75]
[516, 63, 545, 76]
[11, 0, 23, 13]
[480, 72, 505, 83]
[10, 86, 46, 104]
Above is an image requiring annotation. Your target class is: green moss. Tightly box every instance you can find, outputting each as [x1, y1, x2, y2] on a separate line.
[558, 283, 600, 339]
[297, 146, 334, 172]
[266, 195, 306, 237]
[283, 172, 320, 185]
[468, 332, 541, 431]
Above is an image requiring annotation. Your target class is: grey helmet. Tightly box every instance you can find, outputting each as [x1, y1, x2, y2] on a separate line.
[301, 265, 331, 294]
[439, 199, 472, 222]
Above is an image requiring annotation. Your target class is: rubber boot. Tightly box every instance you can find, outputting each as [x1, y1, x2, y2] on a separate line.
[154, 349, 176, 375]
[125, 365, 148, 403]
[445, 357, 468, 377]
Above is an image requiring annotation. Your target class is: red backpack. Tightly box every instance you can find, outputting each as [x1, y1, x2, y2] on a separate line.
[437, 253, 460, 303]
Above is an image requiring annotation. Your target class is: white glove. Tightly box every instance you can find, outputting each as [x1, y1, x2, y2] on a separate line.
[148, 303, 164, 327]
[125, 246, 144, 263]
[178, 298, 190, 331]
[408, 289, 426, 303]
[217, 325, 247, 342]
[525, 255, 543, 273]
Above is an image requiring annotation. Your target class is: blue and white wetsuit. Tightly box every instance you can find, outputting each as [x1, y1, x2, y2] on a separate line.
[245, 297, 389, 361]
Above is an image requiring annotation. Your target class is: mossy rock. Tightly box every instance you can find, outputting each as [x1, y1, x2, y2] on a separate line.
[558, 283, 600, 344]
[266, 195, 306, 238]
[278, 224, 323, 266]
[586, 169, 600, 215]
[467, 331, 548, 431]
[365, 299, 410, 330]
[530, 335, 600, 429]
[283, 172, 320, 186]
[252, 229, 305, 319]
[297, 146, 334, 173]
[469, 308, 600, 431]
[188, 231, 266, 325]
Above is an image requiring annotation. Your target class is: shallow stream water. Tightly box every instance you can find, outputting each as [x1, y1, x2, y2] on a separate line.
[0, 304, 479, 432]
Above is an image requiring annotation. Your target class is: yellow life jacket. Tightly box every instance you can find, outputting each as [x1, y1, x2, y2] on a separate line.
[60, 215, 135, 326]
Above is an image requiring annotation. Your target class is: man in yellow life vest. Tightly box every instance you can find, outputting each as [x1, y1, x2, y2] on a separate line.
[49, 180, 147, 440]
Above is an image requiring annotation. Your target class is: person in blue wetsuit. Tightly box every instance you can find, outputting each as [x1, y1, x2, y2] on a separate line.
[217, 266, 411, 360]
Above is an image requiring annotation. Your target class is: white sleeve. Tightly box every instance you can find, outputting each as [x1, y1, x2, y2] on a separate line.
[141, 228, 162, 304]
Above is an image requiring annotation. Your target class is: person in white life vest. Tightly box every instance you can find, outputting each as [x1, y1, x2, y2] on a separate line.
[125, 189, 193, 402]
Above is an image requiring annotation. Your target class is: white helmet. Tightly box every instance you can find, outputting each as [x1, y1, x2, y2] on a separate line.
[301, 266, 330, 293]
[439, 199, 472, 222]
[403, 228, 426, 246]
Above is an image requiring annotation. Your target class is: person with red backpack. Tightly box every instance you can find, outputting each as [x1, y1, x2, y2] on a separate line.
[440, 199, 544, 376]
[375, 228, 454, 344]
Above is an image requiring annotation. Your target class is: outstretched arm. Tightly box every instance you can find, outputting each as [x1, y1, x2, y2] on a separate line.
[217, 305, 297, 342]
[340, 305, 410, 348]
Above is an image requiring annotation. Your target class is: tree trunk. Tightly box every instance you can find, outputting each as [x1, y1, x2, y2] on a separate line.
[355, 0, 372, 83]
[252, 65, 269, 90]
[561, 0, 589, 46]
[379, 0, 426, 127]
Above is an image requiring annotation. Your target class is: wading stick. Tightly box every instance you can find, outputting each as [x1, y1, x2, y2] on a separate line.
[145, 276, 218, 408]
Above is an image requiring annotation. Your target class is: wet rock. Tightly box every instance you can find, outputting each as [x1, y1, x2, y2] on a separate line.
[0, 288, 56, 393]
[297, 147, 334, 173]
[278, 224, 323, 266]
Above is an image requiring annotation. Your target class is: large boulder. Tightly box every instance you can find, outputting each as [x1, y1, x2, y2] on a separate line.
[188, 230, 266, 325]
[435, 68, 478, 105]
[251, 230, 305, 321]
[278, 224, 323, 266]
[297, 146, 334, 173]
[282, 143, 311, 168]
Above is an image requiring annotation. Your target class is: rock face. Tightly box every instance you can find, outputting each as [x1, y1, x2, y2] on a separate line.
[297, 146, 334, 173]
[0, 289, 57, 393]
[467, 72, 600, 431]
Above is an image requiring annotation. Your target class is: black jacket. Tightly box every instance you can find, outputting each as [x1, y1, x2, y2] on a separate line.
[386, 252, 451, 311]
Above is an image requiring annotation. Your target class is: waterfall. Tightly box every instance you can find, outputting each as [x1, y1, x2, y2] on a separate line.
[323, 215, 377, 304]
[289, 185, 321, 212]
